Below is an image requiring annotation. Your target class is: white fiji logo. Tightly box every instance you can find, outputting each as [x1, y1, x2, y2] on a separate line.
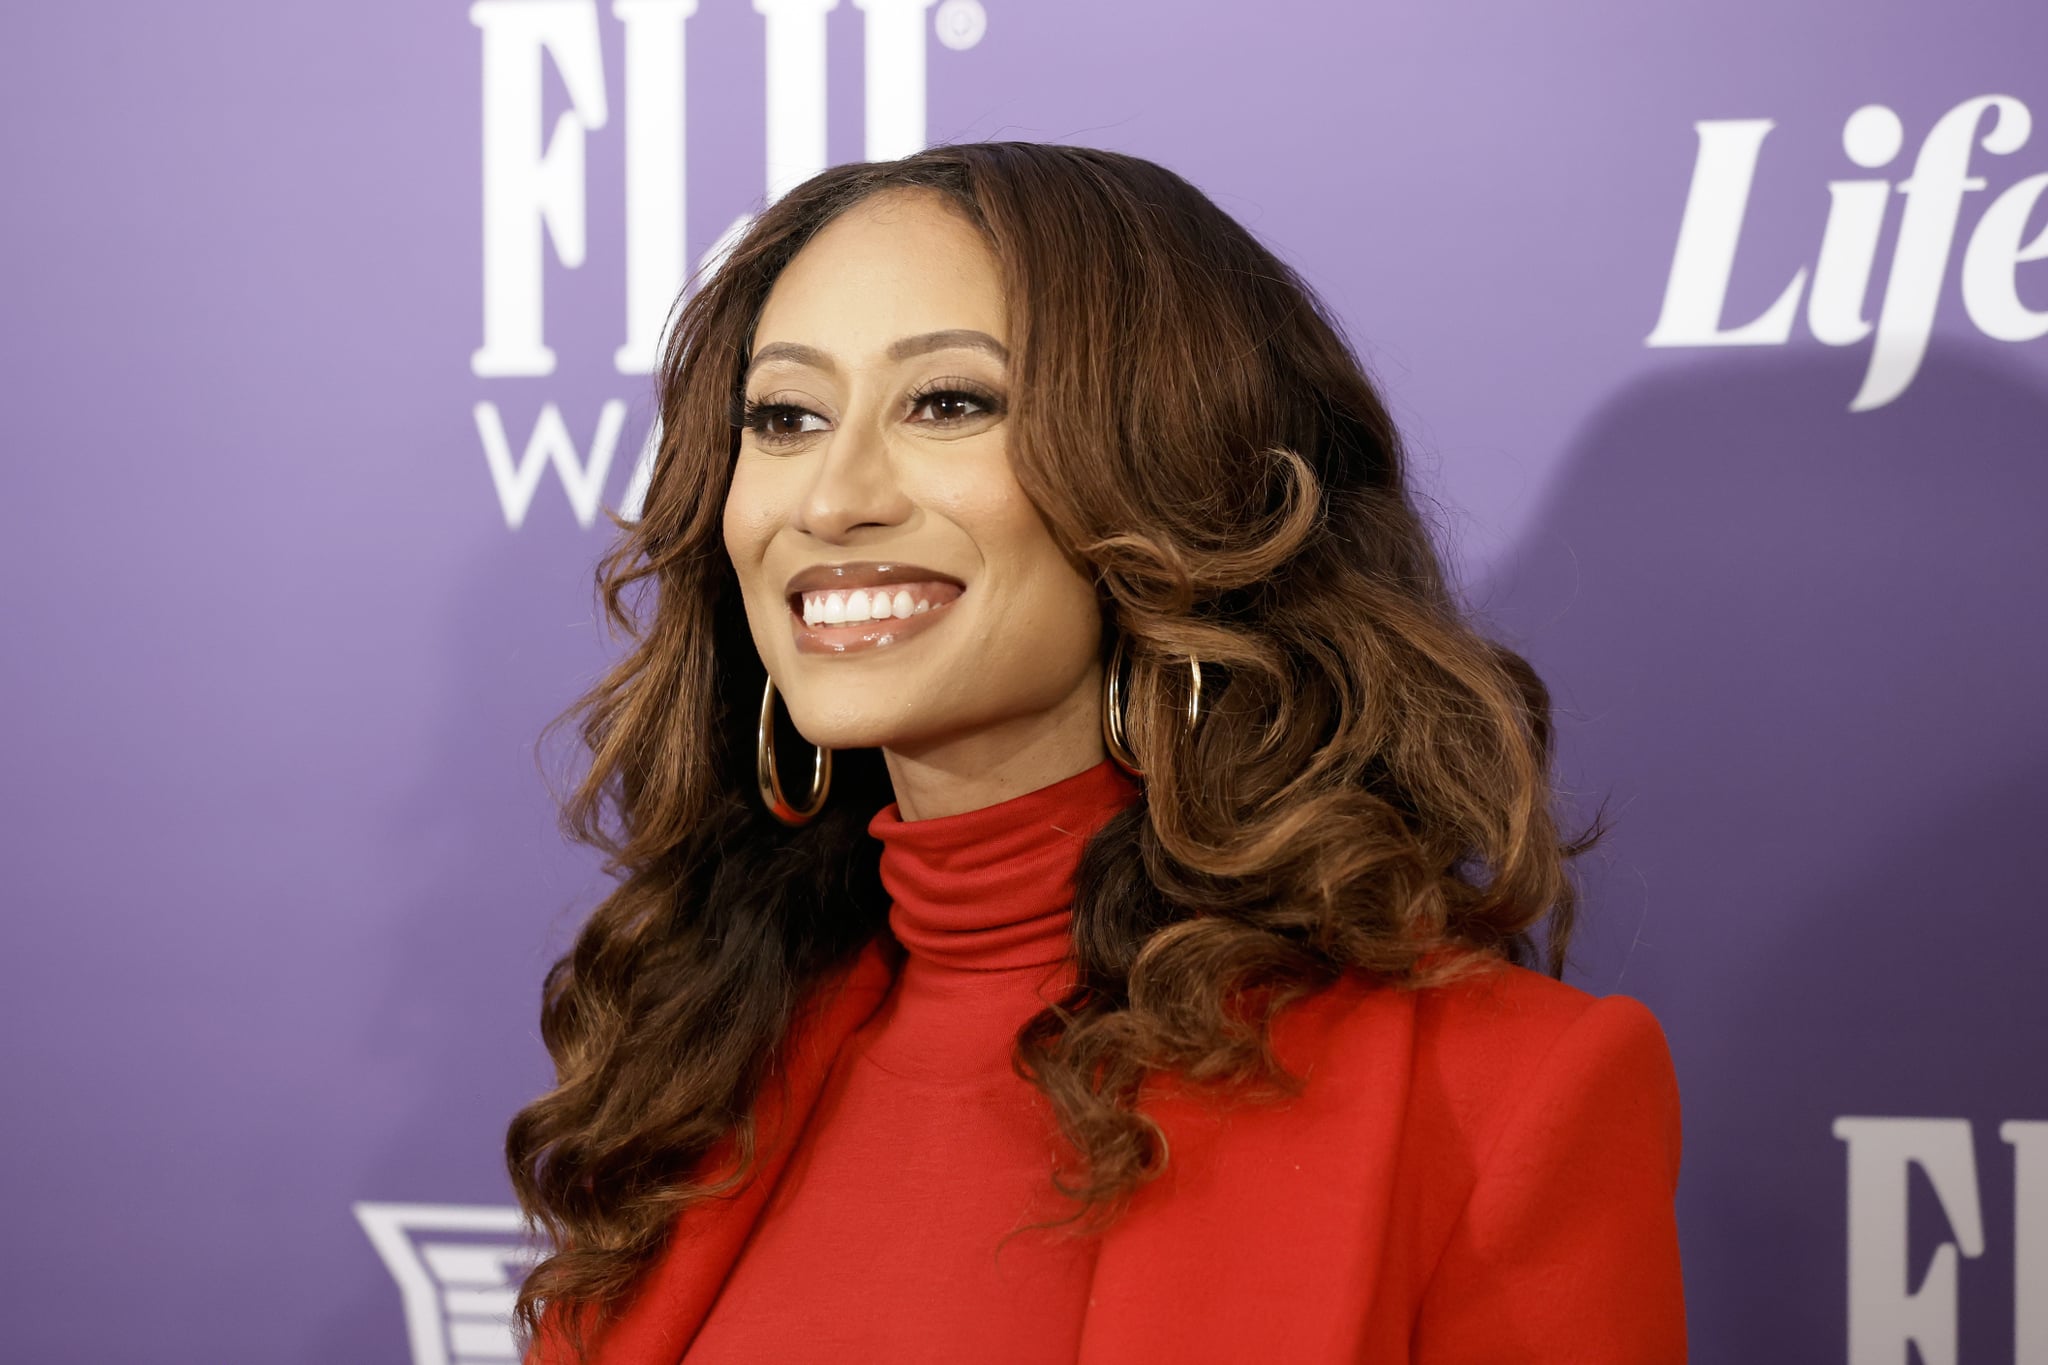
[1649, 93, 2048, 411]
[355, 1203, 544, 1365]
[465, 0, 988, 530]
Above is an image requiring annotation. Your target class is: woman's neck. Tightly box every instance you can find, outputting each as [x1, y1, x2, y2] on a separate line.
[880, 668, 1108, 820]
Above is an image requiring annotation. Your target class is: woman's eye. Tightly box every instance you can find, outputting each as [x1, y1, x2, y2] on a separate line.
[909, 389, 1000, 425]
[742, 401, 828, 443]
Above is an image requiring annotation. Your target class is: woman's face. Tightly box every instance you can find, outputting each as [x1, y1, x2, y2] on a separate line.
[722, 189, 1106, 787]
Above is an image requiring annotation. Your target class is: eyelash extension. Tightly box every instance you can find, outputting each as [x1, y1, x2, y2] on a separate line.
[904, 378, 1006, 420]
[731, 381, 1008, 446]
[732, 397, 811, 436]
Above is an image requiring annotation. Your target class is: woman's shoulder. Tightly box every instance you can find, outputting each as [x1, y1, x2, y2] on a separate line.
[1279, 955, 1678, 1152]
[1291, 951, 1670, 1060]
[1409, 960, 1676, 1130]
[1413, 955, 1669, 1064]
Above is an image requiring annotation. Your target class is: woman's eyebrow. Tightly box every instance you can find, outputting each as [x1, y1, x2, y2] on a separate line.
[886, 329, 1009, 364]
[744, 330, 1010, 383]
[744, 341, 835, 381]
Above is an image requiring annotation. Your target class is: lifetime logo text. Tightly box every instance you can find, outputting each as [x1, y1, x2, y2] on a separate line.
[1649, 94, 2048, 411]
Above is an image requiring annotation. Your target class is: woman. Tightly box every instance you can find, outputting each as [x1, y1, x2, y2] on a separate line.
[508, 142, 1686, 1364]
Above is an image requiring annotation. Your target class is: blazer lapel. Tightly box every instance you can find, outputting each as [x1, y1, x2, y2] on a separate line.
[585, 940, 896, 1365]
[1076, 981, 1418, 1363]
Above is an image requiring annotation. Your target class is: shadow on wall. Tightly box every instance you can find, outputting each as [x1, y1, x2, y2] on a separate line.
[1475, 340, 2048, 1365]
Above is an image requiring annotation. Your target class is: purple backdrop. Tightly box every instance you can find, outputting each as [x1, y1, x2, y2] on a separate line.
[5, 2, 2044, 1362]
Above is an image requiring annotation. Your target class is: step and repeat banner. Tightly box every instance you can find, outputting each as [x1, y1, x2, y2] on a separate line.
[4, 2, 2044, 1361]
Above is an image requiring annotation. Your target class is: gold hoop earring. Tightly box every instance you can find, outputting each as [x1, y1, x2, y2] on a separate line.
[757, 674, 831, 825]
[1102, 634, 1203, 779]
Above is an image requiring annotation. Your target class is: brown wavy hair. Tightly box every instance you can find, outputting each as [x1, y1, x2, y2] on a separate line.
[505, 141, 1595, 1357]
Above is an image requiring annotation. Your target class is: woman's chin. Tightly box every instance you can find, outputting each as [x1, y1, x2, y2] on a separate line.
[781, 712, 928, 755]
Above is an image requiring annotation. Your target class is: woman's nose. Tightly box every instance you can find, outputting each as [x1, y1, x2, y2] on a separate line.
[790, 416, 914, 543]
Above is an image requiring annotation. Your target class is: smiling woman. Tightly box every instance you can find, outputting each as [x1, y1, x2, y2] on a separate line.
[507, 142, 1686, 1365]
[723, 191, 1108, 819]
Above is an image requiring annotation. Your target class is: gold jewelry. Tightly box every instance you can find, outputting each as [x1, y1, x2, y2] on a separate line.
[756, 674, 831, 825]
[1102, 634, 1202, 779]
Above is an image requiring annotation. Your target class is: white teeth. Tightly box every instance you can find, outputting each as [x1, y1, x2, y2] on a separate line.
[798, 583, 952, 626]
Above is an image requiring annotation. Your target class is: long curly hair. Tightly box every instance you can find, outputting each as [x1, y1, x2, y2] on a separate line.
[505, 140, 1596, 1357]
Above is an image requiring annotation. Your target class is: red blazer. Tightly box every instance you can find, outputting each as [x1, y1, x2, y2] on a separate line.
[538, 938, 1686, 1363]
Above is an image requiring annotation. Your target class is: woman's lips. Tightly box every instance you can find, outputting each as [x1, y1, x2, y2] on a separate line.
[790, 581, 966, 654]
[782, 562, 966, 656]
[783, 560, 964, 597]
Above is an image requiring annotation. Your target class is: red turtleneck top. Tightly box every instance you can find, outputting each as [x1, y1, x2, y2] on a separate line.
[683, 759, 1140, 1362]
[535, 758, 1687, 1364]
